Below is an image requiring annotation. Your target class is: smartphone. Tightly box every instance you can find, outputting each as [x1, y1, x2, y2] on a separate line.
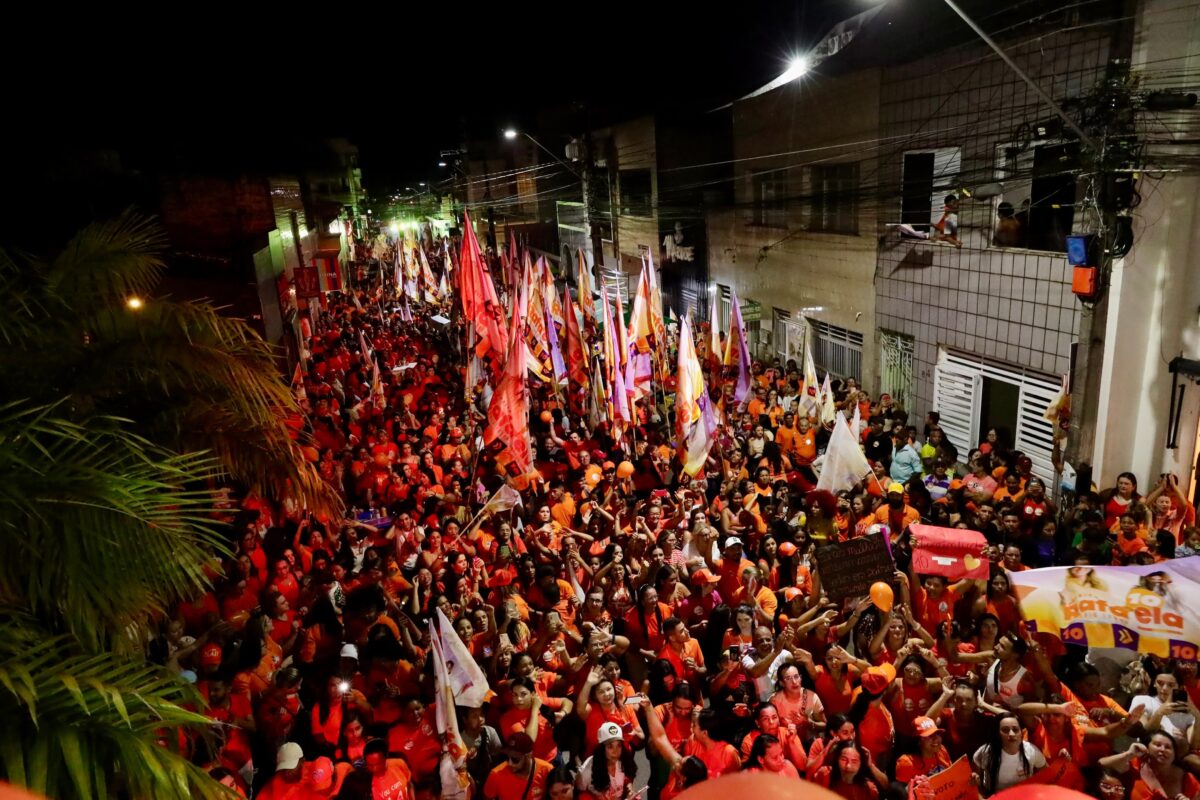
[1173, 689, 1189, 703]
[624, 694, 645, 706]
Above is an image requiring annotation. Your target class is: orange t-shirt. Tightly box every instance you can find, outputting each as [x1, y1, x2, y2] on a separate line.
[499, 706, 557, 762]
[658, 638, 705, 684]
[483, 760, 552, 800]
[850, 690, 894, 762]
[684, 739, 742, 780]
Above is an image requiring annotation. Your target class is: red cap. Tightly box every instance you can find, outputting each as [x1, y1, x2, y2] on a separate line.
[199, 643, 223, 667]
[783, 587, 804, 602]
[690, 569, 720, 587]
[487, 570, 515, 588]
[860, 667, 891, 695]
[778, 542, 797, 556]
[913, 716, 941, 738]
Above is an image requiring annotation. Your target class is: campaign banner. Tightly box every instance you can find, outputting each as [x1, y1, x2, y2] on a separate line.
[910, 525, 989, 581]
[910, 755, 977, 800]
[1009, 557, 1200, 660]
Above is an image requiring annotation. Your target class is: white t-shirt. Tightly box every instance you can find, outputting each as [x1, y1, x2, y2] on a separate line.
[972, 741, 1046, 794]
[742, 650, 794, 702]
[1130, 695, 1194, 739]
[577, 754, 628, 800]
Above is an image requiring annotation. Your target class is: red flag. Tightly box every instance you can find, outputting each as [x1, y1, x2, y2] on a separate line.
[459, 211, 508, 361]
[485, 283, 532, 479]
[564, 284, 590, 410]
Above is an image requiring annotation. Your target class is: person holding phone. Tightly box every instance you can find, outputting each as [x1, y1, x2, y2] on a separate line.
[1130, 671, 1197, 740]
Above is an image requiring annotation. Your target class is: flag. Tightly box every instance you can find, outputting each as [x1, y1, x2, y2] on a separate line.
[613, 280, 629, 373]
[563, 285, 590, 392]
[523, 256, 553, 382]
[708, 290, 722, 360]
[459, 211, 509, 362]
[724, 290, 753, 405]
[676, 316, 717, 476]
[371, 360, 385, 411]
[851, 400, 863, 441]
[816, 411, 873, 493]
[645, 251, 667, 352]
[627, 260, 653, 353]
[290, 363, 307, 403]
[600, 279, 617, 383]
[546, 283, 567, 385]
[352, 291, 363, 312]
[430, 609, 486, 800]
[420, 248, 438, 304]
[480, 485, 524, 516]
[485, 282, 533, 479]
[819, 373, 837, 426]
[576, 249, 597, 331]
[358, 329, 373, 362]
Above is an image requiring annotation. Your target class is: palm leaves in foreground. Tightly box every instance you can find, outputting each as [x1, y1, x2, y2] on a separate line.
[0, 403, 231, 798]
[0, 210, 341, 520]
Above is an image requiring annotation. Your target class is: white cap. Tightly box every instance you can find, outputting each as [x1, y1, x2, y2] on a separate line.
[276, 741, 304, 770]
[596, 722, 624, 746]
[724, 536, 743, 549]
[340, 644, 359, 660]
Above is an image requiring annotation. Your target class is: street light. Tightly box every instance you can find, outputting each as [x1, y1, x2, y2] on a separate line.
[503, 128, 518, 140]
[126, 296, 144, 310]
[502, 128, 580, 177]
[781, 55, 809, 82]
[438, 161, 447, 167]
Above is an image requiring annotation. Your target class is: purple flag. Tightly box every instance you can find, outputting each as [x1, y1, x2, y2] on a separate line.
[730, 290, 753, 404]
[546, 289, 567, 384]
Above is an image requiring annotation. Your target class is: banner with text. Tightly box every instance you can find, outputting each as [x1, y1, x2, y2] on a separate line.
[1010, 557, 1200, 660]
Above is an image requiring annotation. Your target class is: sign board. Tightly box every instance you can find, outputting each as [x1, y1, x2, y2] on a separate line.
[909, 524, 989, 581]
[740, 300, 762, 323]
[294, 266, 321, 297]
[815, 532, 894, 602]
[912, 756, 977, 800]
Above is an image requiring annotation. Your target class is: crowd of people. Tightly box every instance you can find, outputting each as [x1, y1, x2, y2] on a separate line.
[157, 241, 1200, 800]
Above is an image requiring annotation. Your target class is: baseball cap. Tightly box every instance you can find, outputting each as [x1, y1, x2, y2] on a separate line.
[690, 569, 721, 587]
[887, 482, 905, 495]
[783, 587, 805, 602]
[596, 722, 624, 746]
[724, 536, 743, 549]
[777, 542, 798, 556]
[276, 741, 304, 771]
[602, 461, 616, 471]
[308, 756, 334, 791]
[913, 716, 941, 738]
[199, 643, 223, 667]
[503, 732, 534, 756]
[340, 644, 359, 660]
[860, 667, 892, 695]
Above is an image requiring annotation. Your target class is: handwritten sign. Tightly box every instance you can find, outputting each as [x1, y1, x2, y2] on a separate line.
[912, 756, 977, 800]
[815, 532, 894, 602]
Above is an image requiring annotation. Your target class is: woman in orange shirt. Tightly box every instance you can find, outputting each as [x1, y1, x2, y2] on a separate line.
[849, 668, 895, 766]
[813, 741, 882, 800]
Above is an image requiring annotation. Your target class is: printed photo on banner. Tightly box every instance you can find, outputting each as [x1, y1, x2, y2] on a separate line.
[1010, 557, 1200, 659]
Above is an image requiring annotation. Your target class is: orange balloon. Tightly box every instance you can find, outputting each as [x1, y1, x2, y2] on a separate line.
[0, 783, 50, 800]
[540, 410, 553, 423]
[616, 461, 635, 479]
[870, 581, 894, 613]
[678, 771, 843, 800]
[993, 787, 1093, 800]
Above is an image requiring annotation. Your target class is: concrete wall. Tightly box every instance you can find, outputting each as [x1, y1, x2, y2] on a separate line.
[1092, 0, 1200, 490]
[707, 68, 882, 389]
[611, 116, 659, 294]
[873, 22, 1114, 429]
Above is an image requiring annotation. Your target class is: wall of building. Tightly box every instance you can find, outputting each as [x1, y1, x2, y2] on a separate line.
[1092, 0, 1200, 490]
[707, 67, 881, 388]
[610, 117, 659, 295]
[873, 21, 1114, 432]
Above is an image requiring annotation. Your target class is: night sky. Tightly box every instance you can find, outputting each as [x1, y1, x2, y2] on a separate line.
[6, 1, 857, 194]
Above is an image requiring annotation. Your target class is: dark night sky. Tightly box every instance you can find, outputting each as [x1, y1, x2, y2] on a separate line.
[6, 1, 858, 194]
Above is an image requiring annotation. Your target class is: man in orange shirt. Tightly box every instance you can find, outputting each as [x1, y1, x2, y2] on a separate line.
[706, 537, 756, 601]
[258, 742, 336, 799]
[793, 417, 818, 466]
[774, 412, 800, 455]
[483, 733, 552, 800]
[548, 481, 577, 529]
[730, 565, 778, 626]
[658, 617, 706, 684]
[362, 738, 415, 800]
[873, 483, 920, 540]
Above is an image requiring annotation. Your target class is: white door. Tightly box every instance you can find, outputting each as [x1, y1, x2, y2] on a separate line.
[933, 359, 982, 459]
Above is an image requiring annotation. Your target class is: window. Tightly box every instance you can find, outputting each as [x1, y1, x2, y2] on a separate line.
[751, 170, 787, 227]
[806, 317, 863, 381]
[991, 141, 1079, 251]
[618, 169, 653, 217]
[773, 308, 792, 364]
[810, 163, 860, 234]
[900, 148, 961, 232]
[718, 284, 732, 333]
[878, 330, 915, 411]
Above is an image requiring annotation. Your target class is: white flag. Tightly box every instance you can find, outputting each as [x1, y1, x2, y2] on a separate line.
[819, 373, 837, 427]
[816, 411, 873, 494]
[430, 611, 473, 800]
[481, 485, 524, 516]
[431, 608, 490, 707]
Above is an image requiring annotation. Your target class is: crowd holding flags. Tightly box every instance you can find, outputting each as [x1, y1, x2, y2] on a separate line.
[435, 224, 856, 490]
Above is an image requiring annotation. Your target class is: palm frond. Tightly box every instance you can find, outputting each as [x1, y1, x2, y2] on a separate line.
[44, 210, 166, 314]
[0, 615, 231, 799]
[0, 401, 230, 650]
